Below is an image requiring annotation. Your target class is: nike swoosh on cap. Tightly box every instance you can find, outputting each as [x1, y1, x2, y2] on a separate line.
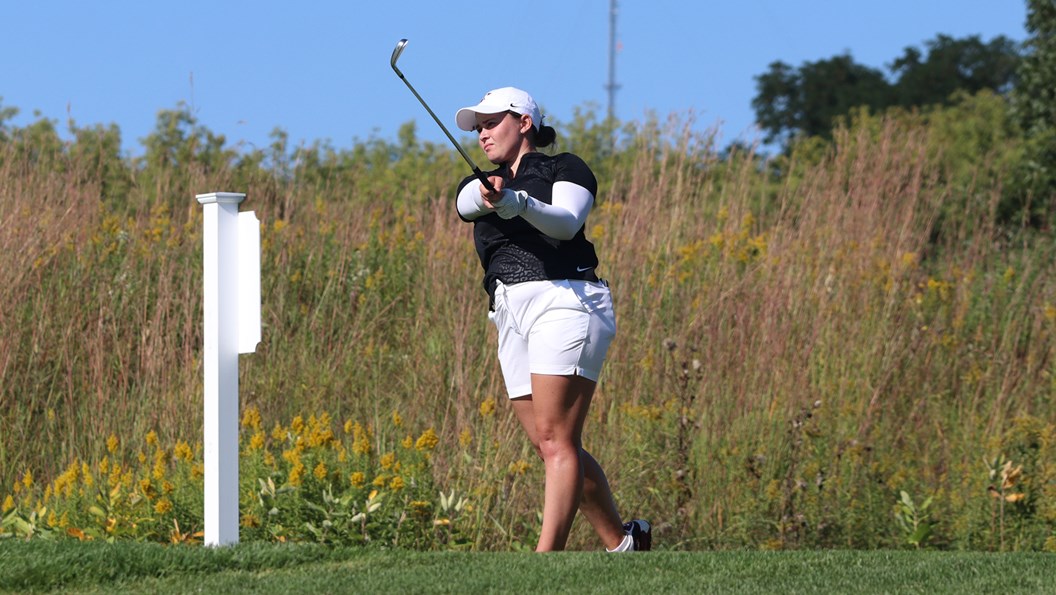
[576, 266, 593, 272]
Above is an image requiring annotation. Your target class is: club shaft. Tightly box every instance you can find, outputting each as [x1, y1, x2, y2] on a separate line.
[395, 73, 497, 194]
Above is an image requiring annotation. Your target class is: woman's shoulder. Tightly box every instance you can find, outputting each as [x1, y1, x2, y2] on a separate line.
[547, 152, 597, 192]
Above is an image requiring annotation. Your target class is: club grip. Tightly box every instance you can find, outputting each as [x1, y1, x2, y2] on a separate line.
[473, 167, 498, 195]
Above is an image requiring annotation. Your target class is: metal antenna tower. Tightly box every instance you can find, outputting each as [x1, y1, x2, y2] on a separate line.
[606, 0, 620, 124]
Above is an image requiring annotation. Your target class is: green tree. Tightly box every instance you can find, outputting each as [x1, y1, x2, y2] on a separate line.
[1010, 0, 1056, 226]
[753, 34, 1022, 148]
[890, 34, 1021, 106]
[752, 54, 892, 145]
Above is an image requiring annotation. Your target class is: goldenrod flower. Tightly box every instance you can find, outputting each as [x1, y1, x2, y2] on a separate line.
[410, 500, 431, 518]
[291, 415, 305, 435]
[271, 423, 287, 442]
[21, 470, 33, 489]
[459, 428, 472, 447]
[152, 458, 166, 481]
[415, 428, 439, 452]
[390, 476, 405, 491]
[314, 461, 328, 481]
[154, 498, 173, 514]
[249, 432, 266, 451]
[174, 441, 194, 463]
[343, 419, 354, 434]
[145, 430, 159, 448]
[289, 462, 305, 487]
[392, 411, 403, 427]
[380, 452, 396, 470]
[2, 495, 14, 513]
[351, 423, 372, 456]
[372, 474, 388, 488]
[402, 436, 414, 449]
[106, 434, 119, 454]
[479, 399, 496, 417]
[350, 472, 366, 488]
[241, 407, 262, 431]
[508, 459, 531, 475]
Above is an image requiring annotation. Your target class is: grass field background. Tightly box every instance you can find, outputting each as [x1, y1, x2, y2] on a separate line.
[1, 92, 1054, 552]
[3, 541, 1056, 593]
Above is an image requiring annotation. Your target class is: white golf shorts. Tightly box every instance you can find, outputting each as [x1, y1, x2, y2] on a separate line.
[488, 279, 617, 398]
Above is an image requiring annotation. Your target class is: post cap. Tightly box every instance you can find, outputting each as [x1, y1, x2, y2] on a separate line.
[196, 192, 246, 205]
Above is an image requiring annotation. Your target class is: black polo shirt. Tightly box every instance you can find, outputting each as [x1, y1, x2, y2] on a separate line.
[456, 152, 601, 299]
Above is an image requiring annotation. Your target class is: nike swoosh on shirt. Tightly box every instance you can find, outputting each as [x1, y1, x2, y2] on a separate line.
[576, 266, 593, 272]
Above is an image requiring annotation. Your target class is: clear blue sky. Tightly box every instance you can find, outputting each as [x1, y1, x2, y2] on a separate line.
[2, 1, 1028, 156]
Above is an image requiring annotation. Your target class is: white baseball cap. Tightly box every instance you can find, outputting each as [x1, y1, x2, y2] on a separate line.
[455, 87, 543, 132]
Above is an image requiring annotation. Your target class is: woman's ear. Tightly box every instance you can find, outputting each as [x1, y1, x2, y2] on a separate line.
[520, 114, 534, 134]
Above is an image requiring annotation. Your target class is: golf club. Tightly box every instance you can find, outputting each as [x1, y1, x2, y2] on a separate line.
[390, 38, 497, 194]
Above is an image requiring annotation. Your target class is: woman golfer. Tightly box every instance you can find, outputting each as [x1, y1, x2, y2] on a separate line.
[454, 87, 650, 552]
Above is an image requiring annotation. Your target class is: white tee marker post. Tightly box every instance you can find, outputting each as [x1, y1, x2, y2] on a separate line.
[197, 191, 261, 546]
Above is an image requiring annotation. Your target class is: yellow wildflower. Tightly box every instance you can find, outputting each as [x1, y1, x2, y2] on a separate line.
[98, 457, 110, 475]
[352, 423, 372, 456]
[271, 423, 287, 442]
[479, 399, 496, 417]
[145, 430, 159, 448]
[291, 415, 305, 435]
[508, 459, 531, 475]
[152, 458, 166, 481]
[392, 411, 403, 427]
[174, 440, 194, 463]
[249, 431, 266, 451]
[107, 434, 119, 454]
[380, 452, 396, 470]
[459, 428, 472, 447]
[390, 476, 405, 491]
[191, 463, 204, 479]
[2, 495, 14, 513]
[350, 472, 366, 488]
[21, 470, 33, 489]
[241, 406, 262, 431]
[415, 428, 439, 452]
[410, 500, 431, 518]
[154, 498, 173, 514]
[402, 436, 414, 449]
[288, 462, 305, 487]
[343, 419, 354, 434]
[137, 451, 147, 464]
[372, 474, 388, 488]
[314, 461, 328, 481]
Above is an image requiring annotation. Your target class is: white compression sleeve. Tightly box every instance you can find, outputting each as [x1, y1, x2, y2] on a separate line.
[520, 181, 594, 241]
[456, 181, 493, 220]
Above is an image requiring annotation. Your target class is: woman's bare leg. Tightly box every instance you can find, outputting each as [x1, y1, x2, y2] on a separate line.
[510, 374, 625, 551]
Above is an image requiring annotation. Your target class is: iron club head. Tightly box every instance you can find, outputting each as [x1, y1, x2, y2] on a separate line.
[390, 39, 408, 76]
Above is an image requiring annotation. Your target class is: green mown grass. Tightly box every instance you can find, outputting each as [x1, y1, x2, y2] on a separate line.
[2, 541, 1054, 594]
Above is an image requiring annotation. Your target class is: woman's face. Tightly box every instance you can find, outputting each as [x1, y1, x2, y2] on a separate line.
[474, 111, 532, 165]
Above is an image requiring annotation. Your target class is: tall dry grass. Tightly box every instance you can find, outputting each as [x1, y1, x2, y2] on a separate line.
[2, 108, 1053, 550]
